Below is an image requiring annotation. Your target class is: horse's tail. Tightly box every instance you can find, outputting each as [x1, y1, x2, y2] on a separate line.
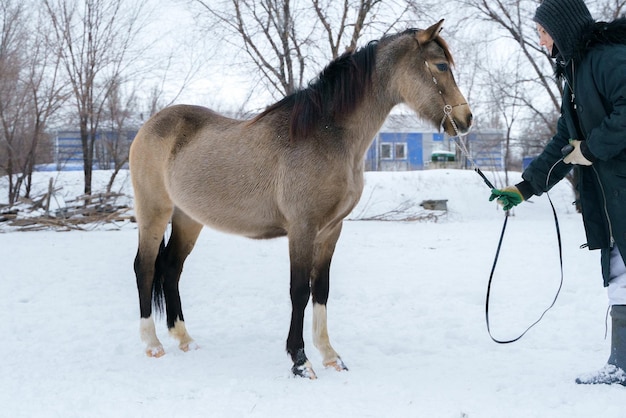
[152, 238, 167, 316]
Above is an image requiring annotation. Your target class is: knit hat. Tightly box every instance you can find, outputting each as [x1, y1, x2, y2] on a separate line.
[533, 0, 594, 60]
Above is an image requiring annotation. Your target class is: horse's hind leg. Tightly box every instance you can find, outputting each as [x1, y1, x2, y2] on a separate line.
[134, 207, 172, 357]
[158, 207, 203, 352]
[311, 222, 347, 371]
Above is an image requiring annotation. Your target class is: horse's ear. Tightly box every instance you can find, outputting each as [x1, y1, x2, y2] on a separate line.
[416, 19, 445, 45]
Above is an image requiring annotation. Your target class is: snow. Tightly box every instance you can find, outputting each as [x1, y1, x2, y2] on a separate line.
[1, 168, 624, 417]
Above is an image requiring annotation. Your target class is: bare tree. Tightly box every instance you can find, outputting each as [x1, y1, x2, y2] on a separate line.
[44, 0, 148, 195]
[312, 0, 415, 59]
[22, 10, 69, 198]
[0, 1, 67, 205]
[191, 0, 432, 103]
[194, 0, 309, 98]
[0, 0, 29, 204]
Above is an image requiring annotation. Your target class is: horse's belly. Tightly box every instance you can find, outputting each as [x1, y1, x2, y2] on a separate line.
[173, 192, 287, 239]
[165, 155, 288, 239]
[201, 213, 287, 239]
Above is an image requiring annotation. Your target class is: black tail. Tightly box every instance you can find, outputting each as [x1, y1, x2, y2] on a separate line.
[152, 238, 167, 316]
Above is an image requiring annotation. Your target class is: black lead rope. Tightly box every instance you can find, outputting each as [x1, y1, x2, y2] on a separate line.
[475, 166, 496, 190]
[483, 152, 569, 344]
[485, 192, 565, 344]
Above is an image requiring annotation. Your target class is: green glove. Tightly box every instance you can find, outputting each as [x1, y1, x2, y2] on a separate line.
[489, 187, 523, 211]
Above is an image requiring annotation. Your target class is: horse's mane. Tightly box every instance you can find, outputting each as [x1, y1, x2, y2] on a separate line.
[252, 41, 378, 141]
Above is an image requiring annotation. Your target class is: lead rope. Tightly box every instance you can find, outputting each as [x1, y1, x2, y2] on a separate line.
[441, 102, 565, 344]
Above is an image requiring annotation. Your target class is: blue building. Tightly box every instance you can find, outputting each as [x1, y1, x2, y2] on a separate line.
[365, 114, 504, 171]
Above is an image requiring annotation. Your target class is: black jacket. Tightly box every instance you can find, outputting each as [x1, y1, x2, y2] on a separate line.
[517, 18, 626, 286]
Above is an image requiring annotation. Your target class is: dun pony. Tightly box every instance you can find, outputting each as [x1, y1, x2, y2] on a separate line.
[130, 20, 472, 379]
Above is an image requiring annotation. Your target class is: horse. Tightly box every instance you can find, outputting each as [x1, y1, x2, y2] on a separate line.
[129, 19, 472, 379]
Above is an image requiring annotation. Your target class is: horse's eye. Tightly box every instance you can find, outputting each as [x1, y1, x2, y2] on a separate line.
[436, 63, 449, 72]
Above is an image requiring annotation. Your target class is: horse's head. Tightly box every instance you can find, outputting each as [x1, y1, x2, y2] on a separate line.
[384, 20, 472, 136]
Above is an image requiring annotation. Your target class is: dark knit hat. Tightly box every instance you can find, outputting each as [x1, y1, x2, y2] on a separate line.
[533, 0, 594, 60]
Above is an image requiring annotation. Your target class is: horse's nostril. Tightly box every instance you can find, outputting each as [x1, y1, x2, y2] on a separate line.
[467, 113, 474, 126]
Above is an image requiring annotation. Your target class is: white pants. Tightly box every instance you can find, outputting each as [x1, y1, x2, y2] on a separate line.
[608, 245, 626, 306]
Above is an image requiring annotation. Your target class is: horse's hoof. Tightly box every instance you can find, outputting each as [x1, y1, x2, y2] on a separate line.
[180, 341, 200, 352]
[291, 348, 317, 379]
[324, 358, 348, 372]
[292, 362, 317, 379]
[146, 345, 165, 358]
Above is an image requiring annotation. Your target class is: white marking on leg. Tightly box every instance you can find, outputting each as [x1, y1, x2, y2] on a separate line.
[169, 319, 198, 352]
[312, 303, 345, 370]
[140, 316, 165, 357]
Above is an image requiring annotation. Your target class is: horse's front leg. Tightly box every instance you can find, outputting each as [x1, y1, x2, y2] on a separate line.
[286, 227, 317, 379]
[311, 223, 347, 372]
[287, 264, 316, 379]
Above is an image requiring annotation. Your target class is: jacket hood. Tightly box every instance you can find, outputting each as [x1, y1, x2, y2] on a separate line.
[555, 17, 626, 77]
[572, 17, 626, 61]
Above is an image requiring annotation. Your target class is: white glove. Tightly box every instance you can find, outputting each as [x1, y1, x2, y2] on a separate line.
[563, 140, 592, 166]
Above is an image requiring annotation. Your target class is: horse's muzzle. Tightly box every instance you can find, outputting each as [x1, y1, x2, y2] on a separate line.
[442, 103, 472, 136]
[457, 112, 473, 134]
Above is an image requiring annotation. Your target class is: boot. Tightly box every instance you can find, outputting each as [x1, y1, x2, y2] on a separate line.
[576, 305, 626, 385]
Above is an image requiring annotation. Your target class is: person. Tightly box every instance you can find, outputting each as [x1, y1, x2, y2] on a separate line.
[489, 0, 626, 386]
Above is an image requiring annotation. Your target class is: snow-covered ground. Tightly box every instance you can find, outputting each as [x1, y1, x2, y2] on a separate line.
[1, 169, 623, 417]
